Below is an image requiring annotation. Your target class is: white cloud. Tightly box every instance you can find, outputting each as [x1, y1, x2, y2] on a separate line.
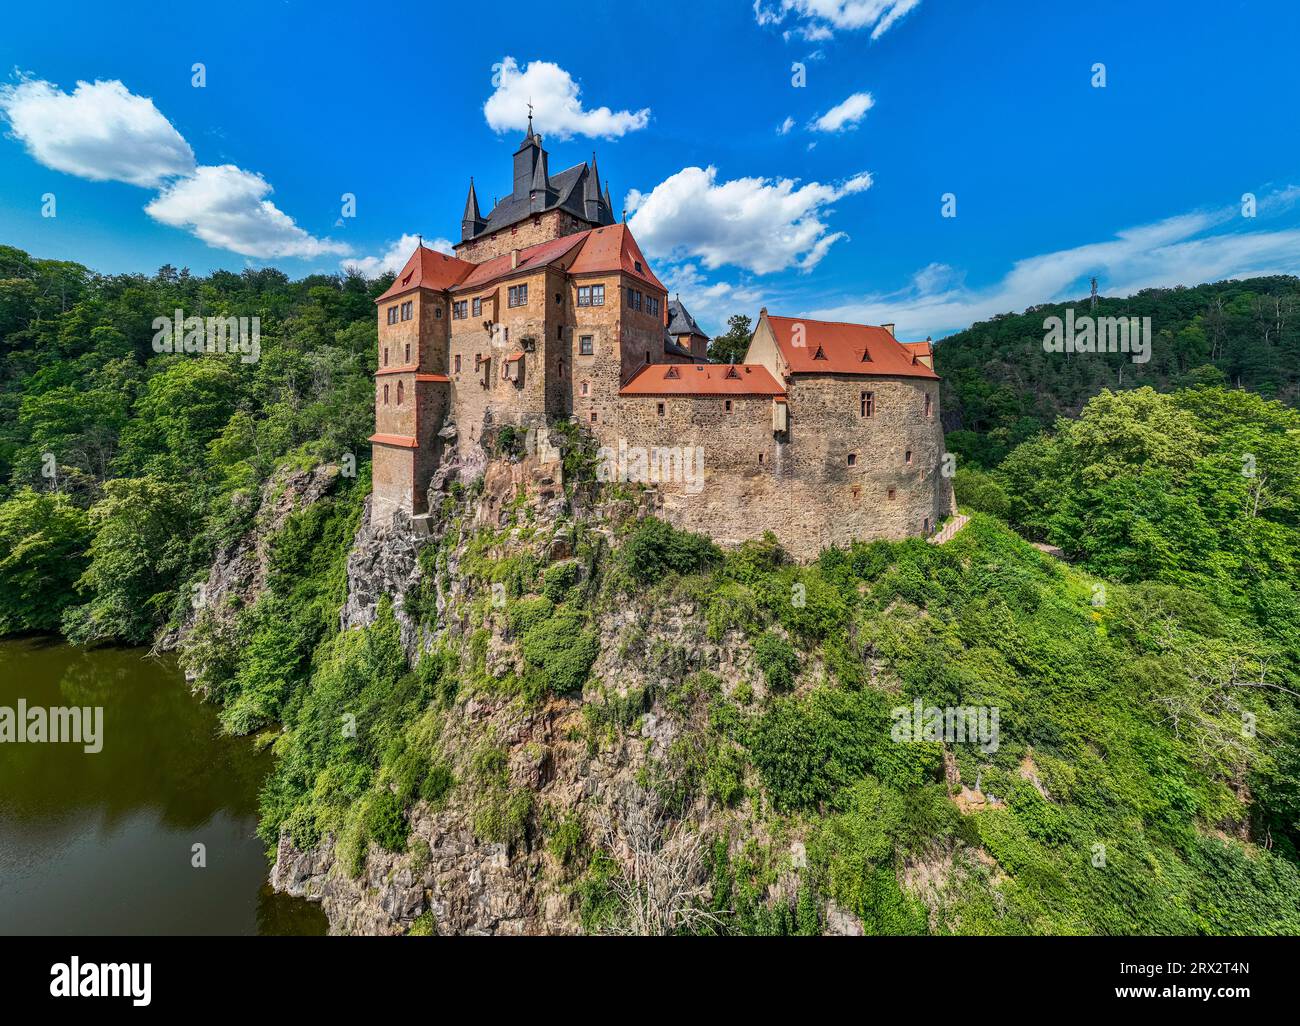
[1, 74, 346, 262]
[344, 233, 454, 277]
[755, 0, 923, 40]
[146, 165, 348, 260]
[777, 116, 796, 135]
[627, 166, 873, 275]
[0, 76, 194, 187]
[483, 57, 649, 141]
[812, 91, 874, 132]
[810, 195, 1300, 338]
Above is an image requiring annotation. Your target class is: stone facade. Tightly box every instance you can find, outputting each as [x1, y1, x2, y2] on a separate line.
[370, 132, 953, 558]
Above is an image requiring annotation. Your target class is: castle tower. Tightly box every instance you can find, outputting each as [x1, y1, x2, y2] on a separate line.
[370, 243, 474, 523]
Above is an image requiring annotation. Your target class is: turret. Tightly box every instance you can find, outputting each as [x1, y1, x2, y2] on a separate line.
[461, 177, 486, 241]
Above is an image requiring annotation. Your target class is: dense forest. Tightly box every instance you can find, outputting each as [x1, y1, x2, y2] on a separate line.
[2, 242, 1299, 933]
[936, 276, 1300, 467]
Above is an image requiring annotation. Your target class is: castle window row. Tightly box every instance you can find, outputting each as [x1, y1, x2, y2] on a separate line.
[577, 284, 605, 307]
[380, 381, 405, 406]
[508, 284, 528, 308]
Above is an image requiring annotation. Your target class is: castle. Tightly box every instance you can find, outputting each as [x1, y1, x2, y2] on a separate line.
[370, 120, 953, 559]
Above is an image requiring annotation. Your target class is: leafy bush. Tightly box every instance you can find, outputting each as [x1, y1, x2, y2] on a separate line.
[623, 517, 721, 583]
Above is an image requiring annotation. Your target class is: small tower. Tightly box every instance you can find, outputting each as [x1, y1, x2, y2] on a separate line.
[461, 178, 486, 242]
[584, 153, 603, 223]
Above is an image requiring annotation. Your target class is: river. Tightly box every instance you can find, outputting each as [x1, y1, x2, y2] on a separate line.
[0, 637, 326, 935]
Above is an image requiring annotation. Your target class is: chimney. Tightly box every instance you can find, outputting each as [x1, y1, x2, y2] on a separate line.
[760, 307, 768, 317]
[882, 322, 896, 337]
[511, 249, 519, 270]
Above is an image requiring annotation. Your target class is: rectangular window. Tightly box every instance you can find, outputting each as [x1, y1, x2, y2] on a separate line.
[387, 306, 398, 325]
[454, 354, 461, 373]
[724, 399, 733, 413]
[435, 305, 442, 319]
[579, 335, 594, 356]
[581, 381, 589, 396]
[592, 284, 604, 306]
[383, 346, 388, 366]
[888, 487, 897, 500]
[860, 391, 875, 418]
[657, 402, 665, 417]
[472, 297, 482, 317]
[404, 343, 410, 363]
[400, 301, 413, 321]
[924, 393, 933, 418]
[905, 450, 913, 465]
[847, 453, 857, 467]
[590, 411, 598, 423]
[453, 300, 467, 319]
[508, 284, 527, 308]
[578, 285, 591, 307]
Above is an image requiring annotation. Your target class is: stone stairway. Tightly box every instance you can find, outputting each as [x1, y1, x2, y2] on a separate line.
[927, 513, 970, 545]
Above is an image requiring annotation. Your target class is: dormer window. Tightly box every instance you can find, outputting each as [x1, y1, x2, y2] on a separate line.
[634, 260, 643, 273]
[860, 348, 871, 362]
[813, 345, 827, 360]
[664, 366, 680, 379]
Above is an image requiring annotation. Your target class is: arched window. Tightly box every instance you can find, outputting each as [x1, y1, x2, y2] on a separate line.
[397, 381, 404, 405]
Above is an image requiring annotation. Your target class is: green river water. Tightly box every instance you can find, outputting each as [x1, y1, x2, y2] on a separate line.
[0, 637, 327, 935]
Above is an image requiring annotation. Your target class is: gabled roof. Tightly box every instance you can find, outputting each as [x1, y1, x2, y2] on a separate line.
[620, 362, 785, 397]
[901, 339, 934, 360]
[666, 298, 706, 338]
[454, 233, 588, 291]
[567, 224, 665, 291]
[375, 245, 476, 302]
[765, 315, 939, 379]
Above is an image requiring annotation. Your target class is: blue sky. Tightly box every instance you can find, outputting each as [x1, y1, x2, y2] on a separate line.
[1, 0, 1297, 337]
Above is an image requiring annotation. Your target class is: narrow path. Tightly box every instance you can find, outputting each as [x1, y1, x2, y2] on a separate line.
[927, 513, 970, 545]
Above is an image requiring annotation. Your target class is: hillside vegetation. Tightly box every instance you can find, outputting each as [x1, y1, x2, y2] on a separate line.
[2, 243, 1298, 933]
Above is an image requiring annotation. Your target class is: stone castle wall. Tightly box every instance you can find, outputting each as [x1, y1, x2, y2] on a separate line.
[602, 375, 952, 559]
[453, 209, 593, 264]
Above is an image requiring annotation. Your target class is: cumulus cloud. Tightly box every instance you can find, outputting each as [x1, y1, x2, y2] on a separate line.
[483, 57, 649, 140]
[343, 233, 455, 277]
[627, 166, 873, 275]
[755, 0, 923, 41]
[146, 165, 348, 260]
[777, 116, 796, 135]
[810, 194, 1300, 338]
[1, 74, 345, 262]
[0, 77, 194, 187]
[811, 91, 874, 132]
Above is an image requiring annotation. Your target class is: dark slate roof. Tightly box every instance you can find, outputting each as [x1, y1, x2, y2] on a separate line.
[667, 298, 706, 338]
[477, 162, 614, 237]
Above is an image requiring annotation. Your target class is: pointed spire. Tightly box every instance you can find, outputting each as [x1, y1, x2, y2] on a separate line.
[530, 146, 549, 192]
[462, 177, 481, 223]
[583, 152, 603, 222]
[603, 181, 614, 224]
[461, 176, 486, 242]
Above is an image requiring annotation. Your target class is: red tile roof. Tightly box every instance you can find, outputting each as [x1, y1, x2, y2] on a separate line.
[568, 224, 665, 291]
[375, 245, 475, 302]
[619, 363, 786, 397]
[369, 433, 418, 448]
[901, 340, 934, 360]
[455, 233, 587, 291]
[766, 315, 939, 379]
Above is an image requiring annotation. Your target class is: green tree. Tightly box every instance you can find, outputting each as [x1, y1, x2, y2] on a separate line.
[708, 314, 752, 364]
